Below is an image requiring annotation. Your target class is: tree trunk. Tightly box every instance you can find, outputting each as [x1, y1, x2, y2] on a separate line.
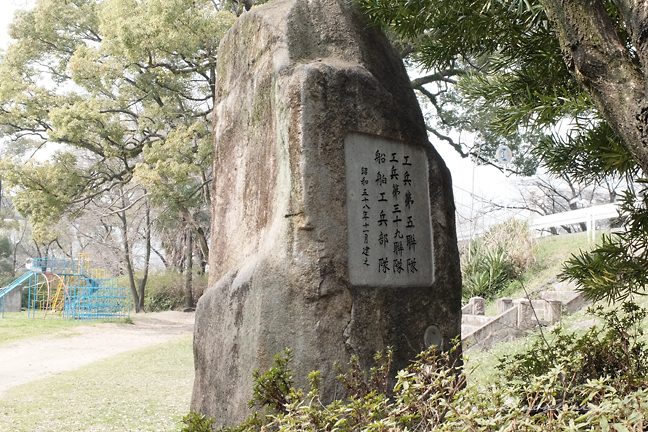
[201, 168, 212, 209]
[178, 206, 210, 261]
[185, 227, 194, 309]
[138, 198, 152, 312]
[197, 246, 207, 275]
[151, 246, 169, 269]
[118, 192, 143, 313]
[11, 223, 26, 277]
[33, 240, 42, 259]
[541, 0, 648, 173]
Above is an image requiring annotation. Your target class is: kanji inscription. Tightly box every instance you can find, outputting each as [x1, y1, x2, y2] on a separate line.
[345, 133, 434, 287]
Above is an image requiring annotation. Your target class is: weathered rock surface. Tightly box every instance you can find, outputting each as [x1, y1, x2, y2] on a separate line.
[191, 0, 462, 427]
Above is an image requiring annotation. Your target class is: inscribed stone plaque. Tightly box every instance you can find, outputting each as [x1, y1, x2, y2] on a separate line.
[345, 133, 434, 287]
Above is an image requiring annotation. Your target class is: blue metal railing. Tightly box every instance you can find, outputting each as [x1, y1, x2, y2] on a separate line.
[28, 257, 89, 276]
[0, 271, 34, 299]
[65, 283, 131, 321]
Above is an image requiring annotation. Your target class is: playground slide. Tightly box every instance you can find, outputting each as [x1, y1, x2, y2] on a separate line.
[0, 271, 35, 301]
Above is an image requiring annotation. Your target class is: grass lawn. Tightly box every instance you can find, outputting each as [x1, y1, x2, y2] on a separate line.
[482, 231, 600, 315]
[0, 311, 90, 346]
[0, 336, 194, 432]
[522, 231, 597, 289]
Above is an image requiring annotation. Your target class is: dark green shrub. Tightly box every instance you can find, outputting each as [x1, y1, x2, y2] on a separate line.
[144, 271, 208, 311]
[179, 411, 214, 432]
[498, 300, 648, 404]
[216, 345, 463, 432]
[0, 274, 18, 288]
[248, 349, 294, 413]
[462, 245, 517, 299]
[334, 347, 393, 398]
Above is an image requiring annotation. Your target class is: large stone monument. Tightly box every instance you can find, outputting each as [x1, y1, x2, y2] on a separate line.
[191, 0, 462, 427]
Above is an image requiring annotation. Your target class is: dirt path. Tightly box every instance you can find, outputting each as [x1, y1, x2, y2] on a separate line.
[0, 311, 195, 399]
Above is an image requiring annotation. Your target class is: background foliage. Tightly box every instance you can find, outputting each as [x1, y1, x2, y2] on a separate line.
[144, 270, 208, 311]
[0, 0, 238, 310]
[461, 219, 536, 301]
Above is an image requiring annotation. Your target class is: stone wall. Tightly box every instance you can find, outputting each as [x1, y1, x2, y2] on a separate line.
[1, 287, 21, 313]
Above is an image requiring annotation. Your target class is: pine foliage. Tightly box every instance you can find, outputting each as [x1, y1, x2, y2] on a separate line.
[562, 186, 648, 302]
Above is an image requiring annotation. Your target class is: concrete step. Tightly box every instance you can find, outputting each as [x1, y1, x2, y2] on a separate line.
[461, 324, 480, 336]
[539, 290, 589, 314]
[551, 281, 579, 291]
[462, 314, 494, 327]
[461, 284, 591, 351]
[539, 290, 580, 302]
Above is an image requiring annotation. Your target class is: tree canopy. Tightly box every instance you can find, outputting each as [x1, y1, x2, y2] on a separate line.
[0, 0, 235, 243]
[0, 0, 236, 310]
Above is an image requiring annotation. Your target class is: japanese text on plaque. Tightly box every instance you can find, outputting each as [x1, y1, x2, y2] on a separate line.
[345, 133, 433, 287]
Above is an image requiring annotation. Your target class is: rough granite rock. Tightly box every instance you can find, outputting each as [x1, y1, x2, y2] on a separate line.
[191, 0, 462, 427]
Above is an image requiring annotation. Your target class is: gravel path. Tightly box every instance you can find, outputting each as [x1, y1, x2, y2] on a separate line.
[0, 311, 195, 399]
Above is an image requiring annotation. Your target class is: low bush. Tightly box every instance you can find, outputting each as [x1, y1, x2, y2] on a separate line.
[189, 302, 648, 431]
[144, 271, 208, 311]
[498, 300, 648, 403]
[180, 411, 215, 432]
[462, 244, 517, 300]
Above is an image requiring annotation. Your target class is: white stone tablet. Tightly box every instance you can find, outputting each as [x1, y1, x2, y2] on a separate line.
[345, 132, 434, 287]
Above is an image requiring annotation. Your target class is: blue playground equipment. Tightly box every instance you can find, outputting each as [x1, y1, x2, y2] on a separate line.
[0, 254, 131, 321]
